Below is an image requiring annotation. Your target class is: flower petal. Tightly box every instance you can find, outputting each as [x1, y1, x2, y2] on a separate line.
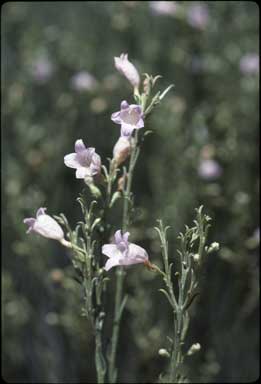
[64, 153, 80, 169]
[104, 256, 121, 271]
[121, 123, 135, 137]
[123, 232, 130, 242]
[34, 214, 64, 240]
[102, 244, 120, 258]
[75, 139, 86, 153]
[90, 152, 101, 175]
[135, 118, 144, 129]
[111, 111, 122, 124]
[121, 100, 129, 110]
[114, 230, 123, 244]
[36, 207, 47, 217]
[128, 243, 148, 263]
[23, 218, 36, 233]
[75, 167, 92, 179]
[130, 104, 142, 114]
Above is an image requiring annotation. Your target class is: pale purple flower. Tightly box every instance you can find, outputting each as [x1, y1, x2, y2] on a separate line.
[187, 3, 209, 30]
[198, 159, 222, 180]
[239, 53, 259, 75]
[113, 136, 132, 165]
[102, 230, 149, 271]
[64, 139, 101, 180]
[149, 1, 177, 16]
[111, 100, 144, 137]
[114, 53, 140, 88]
[31, 56, 54, 83]
[24, 208, 64, 241]
[71, 71, 98, 92]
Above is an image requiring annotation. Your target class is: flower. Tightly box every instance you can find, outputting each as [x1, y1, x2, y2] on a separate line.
[31, 56, 54, 83]
[70, 71, 98, 92]
[64, 139, 101, 180]
[102, 230, 149, 271]
[198, 159, 222, 180]
[113, 136, 132, 165]
[239, 53, 259, 75]
[111, 100, 144, 137]
[114, 53, 140, 88]
[187, 3, 209, 30]
[24, 207, 69, 246]
[149, 1, 177, 16]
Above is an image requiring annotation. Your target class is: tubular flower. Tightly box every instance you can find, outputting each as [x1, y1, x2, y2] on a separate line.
[111, 100, 144, 137]
[64, 139, 101, 180]
[24, 208, 70, 247]
[114, 53, 140, 88]
[102, 230, 149, 271]
[113, 136, 132, 165]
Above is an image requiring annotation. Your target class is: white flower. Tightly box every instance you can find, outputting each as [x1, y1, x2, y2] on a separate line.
[114, 53, 140, 88]
[24, 208, 64, 241]
[102, 230, 149, 271]
[71, 71, 98, 92]
[111, 100, 144, 137]
[64, 139, 101, 180]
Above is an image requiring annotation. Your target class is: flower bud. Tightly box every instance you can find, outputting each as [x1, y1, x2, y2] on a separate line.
[187, 343, 201, 356]
[24, 208, 65, 241]
[117, 175, 127, 191]
[158, 348, 170, 358]
[114, 53, 140, 88]
[113, 136, 131, 166]
[193, 253, 200, 262]
[208, 242, 220, 253]
[86, 181, 102, 199]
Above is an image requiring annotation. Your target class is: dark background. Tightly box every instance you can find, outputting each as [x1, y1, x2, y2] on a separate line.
[2, 1, 259, 383]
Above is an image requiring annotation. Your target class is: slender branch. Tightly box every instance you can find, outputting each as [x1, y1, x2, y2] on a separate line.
[108, 130, 140, 383]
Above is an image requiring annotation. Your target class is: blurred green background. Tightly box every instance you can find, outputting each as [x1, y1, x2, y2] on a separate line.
[2, 1, 259, 383]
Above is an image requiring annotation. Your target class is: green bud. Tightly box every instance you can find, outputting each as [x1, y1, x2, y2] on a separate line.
[187, 343, 201, 356]
[158, 348, 170, 358]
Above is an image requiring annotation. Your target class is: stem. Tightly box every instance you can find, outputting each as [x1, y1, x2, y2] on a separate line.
[95, 328, 105, 384]
[170, 310, 183, 382]
[108, 130, 140, 383]
[84, 227, 106, 383]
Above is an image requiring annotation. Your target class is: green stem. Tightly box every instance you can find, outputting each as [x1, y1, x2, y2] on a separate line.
[170, 310, 183, 382]
[84, 229, 106, 383]
[108, 130, 140, 383]
[95, 328, 105, 384]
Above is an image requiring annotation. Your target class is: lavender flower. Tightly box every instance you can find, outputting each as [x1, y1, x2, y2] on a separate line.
[187, 3, 209, 30]
[111, 100, 144, 137]
[113, 136, 132, 165]
[198, 159, 222, 180]
[149, 1, 177, 16]
[71, 71, 98, 92]
[64, 139, 101, 180]
[31, 56, 54, 83]
[239, 53, 259, 75]
[114, 53, 140, 88]
[102, 230, 149, 271]
[24, 208, 70, 246]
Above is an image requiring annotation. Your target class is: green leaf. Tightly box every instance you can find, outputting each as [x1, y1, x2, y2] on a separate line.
[159, 289, 175, 309]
